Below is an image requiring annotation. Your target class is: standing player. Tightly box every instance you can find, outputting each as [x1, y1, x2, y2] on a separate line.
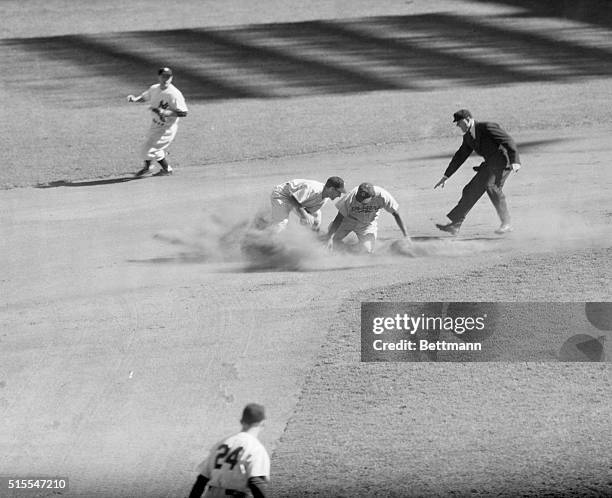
[326, 182, 408, 253]
[264, 176, 346, 232]
[188, 403, 270, 498]
[127, 67, 188, 177]
[433, 109, 521, 235]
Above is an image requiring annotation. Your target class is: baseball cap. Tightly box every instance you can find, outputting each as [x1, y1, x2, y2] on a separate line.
[158, 67, 173, 76]
[325, 176, 346, 193]
[241, 403, 266, 425]
[357, 182, 375, 198]
[452, 109, 472, 122]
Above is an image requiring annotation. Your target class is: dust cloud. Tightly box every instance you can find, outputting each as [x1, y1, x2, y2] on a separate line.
[154, 210, 365, 271]
[152, 207, 609, 271]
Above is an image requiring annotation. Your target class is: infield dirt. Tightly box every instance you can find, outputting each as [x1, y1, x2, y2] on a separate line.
[1, 1, 611, 497]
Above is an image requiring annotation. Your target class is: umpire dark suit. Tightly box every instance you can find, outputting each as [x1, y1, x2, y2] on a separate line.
[438, 110, 521, 232]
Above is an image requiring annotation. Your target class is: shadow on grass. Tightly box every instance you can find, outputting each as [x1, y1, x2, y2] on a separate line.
[414, 137, 572, 161]
[35, 177, 141, 188]
[473, 0, 612, 29]
[3, 10, 611, 104]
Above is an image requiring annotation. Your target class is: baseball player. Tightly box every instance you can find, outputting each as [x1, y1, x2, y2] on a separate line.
[326, 182, 408, 254]
[264, 176, 346, 232]
[127, 67, 188, 177]
[434, 109, 521, 235]
[188, 404, 270, 498]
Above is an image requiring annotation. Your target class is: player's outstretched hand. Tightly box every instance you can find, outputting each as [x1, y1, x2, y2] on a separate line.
[127, 94, 136, 102]
[511, 163, 521, 173]
[299, 212, 315, 226]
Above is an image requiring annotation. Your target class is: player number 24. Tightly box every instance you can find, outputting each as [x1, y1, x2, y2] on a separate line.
[214, 445, 244, 470]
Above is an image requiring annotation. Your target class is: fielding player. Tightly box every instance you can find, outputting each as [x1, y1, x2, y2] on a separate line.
[127, 67, 188, 177]
[188, 403, 271, 498]
[434, 109, 521, 235]
[264, 176, 346, 232]
[326, 182, 408, 253]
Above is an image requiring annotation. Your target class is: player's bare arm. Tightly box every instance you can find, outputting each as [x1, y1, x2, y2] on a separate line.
[392, 212, 408, 237]
[288, 195, 315, 225]
[126, 94, 146, 103]
[326, 212, 345, 248]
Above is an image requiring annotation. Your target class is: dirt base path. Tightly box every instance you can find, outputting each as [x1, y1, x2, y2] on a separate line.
[2, 129, 611, 496]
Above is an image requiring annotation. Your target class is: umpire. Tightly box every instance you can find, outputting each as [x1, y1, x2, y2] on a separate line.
[434, 109, 521, 235]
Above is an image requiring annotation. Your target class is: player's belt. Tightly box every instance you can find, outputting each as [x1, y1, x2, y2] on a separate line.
[223, 490, 246, 497]
[207, 487, 246, 497]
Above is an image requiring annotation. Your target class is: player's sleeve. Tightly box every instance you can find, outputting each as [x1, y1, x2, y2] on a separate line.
[247, 447, 270, 481]
[336, 194, 351, 217]
[174, 90, 188, 113]
[380, 189, 399, 214]
[195, 448, 214, 479]
[291, 184, 313, 205]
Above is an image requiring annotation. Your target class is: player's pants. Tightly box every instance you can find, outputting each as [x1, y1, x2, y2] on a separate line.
[269, 195, 321, 232]
[447, 155, 511, 225]
[333, 219, 377, 252]
[141, 123, 178, 162]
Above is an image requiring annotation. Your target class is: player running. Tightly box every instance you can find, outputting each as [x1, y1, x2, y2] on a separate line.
[188, 404, 270, 498]
[326, 182, 408, 253]
[127, 67, 188, 177]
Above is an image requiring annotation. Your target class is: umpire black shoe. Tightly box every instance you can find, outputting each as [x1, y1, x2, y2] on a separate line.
[435, 222, 461, 235]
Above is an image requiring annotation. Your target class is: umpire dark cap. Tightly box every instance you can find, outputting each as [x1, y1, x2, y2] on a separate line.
[453, 109, 472, 122]
[241, 403, 266, 425]
[158, 67, 173, 76]
[325, 176, 346, 193]
[357, 182, 376, 198]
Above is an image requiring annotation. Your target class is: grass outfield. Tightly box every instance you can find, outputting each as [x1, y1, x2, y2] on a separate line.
[2, 1, 611, 497]
[3, 1, 612, 189]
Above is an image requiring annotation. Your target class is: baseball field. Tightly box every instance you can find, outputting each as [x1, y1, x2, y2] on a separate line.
[1, 0, 611, 496]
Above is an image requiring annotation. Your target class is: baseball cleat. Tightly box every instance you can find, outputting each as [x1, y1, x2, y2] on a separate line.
[494, 223, 513, 234]
[134, 166, 150, 177]
[153, 169, 173, 176]
[435, 222, 461, 235]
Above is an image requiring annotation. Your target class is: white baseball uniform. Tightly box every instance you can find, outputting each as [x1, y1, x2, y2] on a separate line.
[139, 83, 188, 162]
[334, 185, 399, 241]
[197, 431, 270, 497]
[270, 179, 328, 230]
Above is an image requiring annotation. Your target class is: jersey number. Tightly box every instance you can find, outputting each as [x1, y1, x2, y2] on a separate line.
[214, 444, 243, 470]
